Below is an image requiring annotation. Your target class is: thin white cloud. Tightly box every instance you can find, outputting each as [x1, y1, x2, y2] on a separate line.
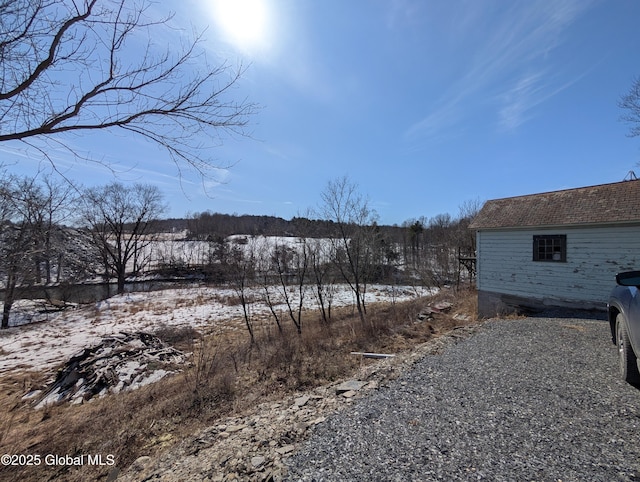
[497, 66, 593, 131]
[497, 71, 547, 131]
[403, 93, 466, 143]
[404, 0, 598, 142]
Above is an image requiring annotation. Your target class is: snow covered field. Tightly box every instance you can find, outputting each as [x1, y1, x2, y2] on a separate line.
[138, 234, 336, 271]
[0, 284, 433, 376]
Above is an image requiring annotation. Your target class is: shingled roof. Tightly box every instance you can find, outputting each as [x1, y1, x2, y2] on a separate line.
[469, 180, 640, 230]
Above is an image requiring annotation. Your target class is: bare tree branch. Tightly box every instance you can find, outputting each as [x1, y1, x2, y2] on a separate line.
[0, 0, 257, 179]
[619, 76, 640, 138]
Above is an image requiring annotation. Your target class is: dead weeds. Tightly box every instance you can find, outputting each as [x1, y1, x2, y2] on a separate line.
[0, 286, 478, 482]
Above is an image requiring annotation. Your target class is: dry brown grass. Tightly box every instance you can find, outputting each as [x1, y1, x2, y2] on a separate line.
[0, 286, 478, 482]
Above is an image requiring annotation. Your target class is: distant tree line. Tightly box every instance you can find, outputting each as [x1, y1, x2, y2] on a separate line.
[181, 194, 479, 291]
[184, 212, 345, 240]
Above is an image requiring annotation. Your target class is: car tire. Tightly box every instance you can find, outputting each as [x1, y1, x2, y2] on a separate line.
[616, 313, 640, 386]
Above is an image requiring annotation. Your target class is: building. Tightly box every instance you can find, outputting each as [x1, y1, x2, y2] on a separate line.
[469, 180, 640, 317]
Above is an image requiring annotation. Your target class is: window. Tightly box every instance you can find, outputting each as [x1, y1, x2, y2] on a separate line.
[533, 235, 566, 262]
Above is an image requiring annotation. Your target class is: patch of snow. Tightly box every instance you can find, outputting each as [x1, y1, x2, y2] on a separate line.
[0, 284, 435, 378]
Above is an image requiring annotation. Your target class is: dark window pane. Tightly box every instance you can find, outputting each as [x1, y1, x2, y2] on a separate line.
[533, 235, 566, 262]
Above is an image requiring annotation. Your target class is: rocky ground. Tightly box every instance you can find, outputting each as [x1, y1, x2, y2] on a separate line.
[285, 315, 640, 481]
[116, 325, 480, 481]
[112, 313, 640, 482]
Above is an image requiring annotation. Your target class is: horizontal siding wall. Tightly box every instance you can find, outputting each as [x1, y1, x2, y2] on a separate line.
[476, 225, 640, 304]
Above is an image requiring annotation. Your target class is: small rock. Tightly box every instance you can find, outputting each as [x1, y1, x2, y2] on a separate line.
[226, 424, 247, 433]
[251, 456, 265, 468]
[276, 444, 295, 455]
[336, 380, 365, 394]
[294, 395, 310, 407]
[341, 390, 357, 398]
[294, 421, 309, 433]
[130, 456, 151, 472]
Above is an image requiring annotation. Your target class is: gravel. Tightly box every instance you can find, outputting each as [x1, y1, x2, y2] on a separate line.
[285, 315, 640, 481]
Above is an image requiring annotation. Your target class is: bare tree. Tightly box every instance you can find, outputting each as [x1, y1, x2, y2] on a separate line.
[272, 239, 308, 335]
[319, 177, 377, 326]
[453, 198, 483, 285]
[620, 76, 640, 138]
[80, 182, 166, 294]
[228, 238, 256, 344]
[0, 0, 256, 177]
[308, 238, 336, 325]
[255, 237, 309, 335]
[0, 176, 47, 328]
[254, 237, 284, 334]
[37, 175, 78, 284]
[455, 198, 483, 253]
[426, 213, 457, 286]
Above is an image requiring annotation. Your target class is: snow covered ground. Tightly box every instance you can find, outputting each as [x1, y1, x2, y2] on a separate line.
[0, 283, 433, 376]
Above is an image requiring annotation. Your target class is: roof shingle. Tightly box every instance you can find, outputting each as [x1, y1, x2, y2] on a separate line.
[469, 180, 640, 230]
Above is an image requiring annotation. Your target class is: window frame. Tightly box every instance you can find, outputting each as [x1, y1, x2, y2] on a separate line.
[532, 234, 567, 263]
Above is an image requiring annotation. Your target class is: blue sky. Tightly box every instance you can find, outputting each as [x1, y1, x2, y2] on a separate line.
[4, 0, 640, 225]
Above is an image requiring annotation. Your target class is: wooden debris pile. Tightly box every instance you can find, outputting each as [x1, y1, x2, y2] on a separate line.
[32, 332, 186, 408]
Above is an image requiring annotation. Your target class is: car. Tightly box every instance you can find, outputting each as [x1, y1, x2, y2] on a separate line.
[608, 271, 640, 386]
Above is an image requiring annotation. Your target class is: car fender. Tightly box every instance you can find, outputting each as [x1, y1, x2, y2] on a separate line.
[609, 285, 640, 354]
[609, 286, 633, 344]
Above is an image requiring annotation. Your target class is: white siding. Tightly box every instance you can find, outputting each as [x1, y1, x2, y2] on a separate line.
[476, 225, 640, 304]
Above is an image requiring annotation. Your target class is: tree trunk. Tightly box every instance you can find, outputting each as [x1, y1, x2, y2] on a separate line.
[117, 271, 126, 294]
[2, 273, 16, 329]
[355, 295, 367, 326]
[1, 300, 12, 329]
[316, 283, 328, 324]
[56, 253, 63, 283]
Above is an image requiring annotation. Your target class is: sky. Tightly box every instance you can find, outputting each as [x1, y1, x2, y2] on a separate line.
[3, 0, 640, 226]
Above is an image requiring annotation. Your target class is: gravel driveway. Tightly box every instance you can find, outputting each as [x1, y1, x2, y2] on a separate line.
[285, 315, 640, 481]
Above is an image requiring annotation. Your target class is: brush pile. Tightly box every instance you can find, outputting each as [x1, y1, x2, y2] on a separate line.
[31, 332, 186, 408]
